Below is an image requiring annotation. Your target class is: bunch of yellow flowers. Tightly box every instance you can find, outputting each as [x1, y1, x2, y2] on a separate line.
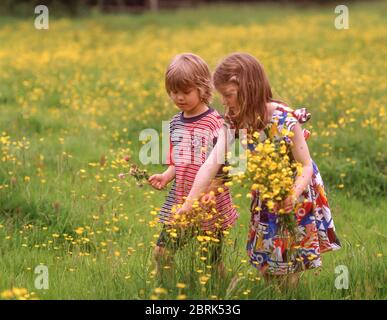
[169, 198, 219, 232]
[247, 134, 302, 212]
[232, 121, 302, 212]
[228, 121, 303, 238]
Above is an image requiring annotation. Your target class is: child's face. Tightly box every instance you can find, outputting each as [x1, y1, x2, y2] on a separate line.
[217, 83, 239, 111]
[169, 87, 202, 112]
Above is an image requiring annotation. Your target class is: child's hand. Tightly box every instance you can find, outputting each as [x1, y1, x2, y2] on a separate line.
[280, 194, 297, 213]
[200, 191, 216, 206]
[200, 178, 221, 206]
[148, 174, 169, 190]
[176, 200, 192, 216]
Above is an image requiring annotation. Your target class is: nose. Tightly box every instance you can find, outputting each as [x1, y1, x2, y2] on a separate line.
[176, 93, 185, 102]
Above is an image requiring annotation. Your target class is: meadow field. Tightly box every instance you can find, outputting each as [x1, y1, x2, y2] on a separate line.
[0, 1, 386, 300]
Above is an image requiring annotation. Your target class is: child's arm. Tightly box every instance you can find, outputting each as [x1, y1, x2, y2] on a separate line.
[206, 178, 224, 194]
[200, 178, 224, 205]
[282, 122, 314, 211]
[179, 127, 228, 211]
[148, 165, 175, 190]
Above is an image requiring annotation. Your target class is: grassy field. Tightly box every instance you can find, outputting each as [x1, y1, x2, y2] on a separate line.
[0, 2, 386, 300]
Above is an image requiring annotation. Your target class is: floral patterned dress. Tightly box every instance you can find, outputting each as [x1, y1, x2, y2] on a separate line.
[247, 103, 341, 275]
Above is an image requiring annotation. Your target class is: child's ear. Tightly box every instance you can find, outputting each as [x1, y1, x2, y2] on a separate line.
[197, 87, 204, 101]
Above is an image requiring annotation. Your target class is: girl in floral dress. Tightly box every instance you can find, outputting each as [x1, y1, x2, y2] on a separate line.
[178, 52, 341, 286]
[246, 102, 341, 279]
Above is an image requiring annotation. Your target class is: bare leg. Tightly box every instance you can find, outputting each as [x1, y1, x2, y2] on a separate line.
[213, 261, 226, 278]
[153, 245, 174, 284]
[262, 272, 301, 294]
[286, 273, 300, 288]
[262, 272, 283, 293]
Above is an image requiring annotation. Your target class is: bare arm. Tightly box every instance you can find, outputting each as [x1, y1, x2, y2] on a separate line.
[182, 126, 229, 208]
[290, 122, 313, 197]
[162, 165, 176, 183]
[206, 178, 224, 194]
[148, 165, 175, 190]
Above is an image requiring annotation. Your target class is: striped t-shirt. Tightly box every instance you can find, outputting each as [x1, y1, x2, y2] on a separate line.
[159, 107, 238, 231]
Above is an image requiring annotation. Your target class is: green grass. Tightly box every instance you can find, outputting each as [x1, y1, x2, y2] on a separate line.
[0, 1, 386, 299]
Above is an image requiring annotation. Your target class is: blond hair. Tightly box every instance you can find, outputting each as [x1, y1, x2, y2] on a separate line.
[165, 53, 212, 105]
[213, 52, 275, 132]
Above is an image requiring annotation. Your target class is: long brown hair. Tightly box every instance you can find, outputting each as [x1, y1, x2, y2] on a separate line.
[213, 53, 274, 132]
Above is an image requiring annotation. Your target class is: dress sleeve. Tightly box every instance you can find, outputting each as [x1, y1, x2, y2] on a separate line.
[284, 107, 312, 141]
[292, 107, 312, 140]
[293, 107, 311, 124]
[283, 110, 299, 132]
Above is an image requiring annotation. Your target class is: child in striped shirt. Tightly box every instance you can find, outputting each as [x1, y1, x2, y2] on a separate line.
[148, 53, 238, 278]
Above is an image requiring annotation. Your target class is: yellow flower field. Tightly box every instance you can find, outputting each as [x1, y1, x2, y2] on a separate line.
[0, 2, 385, 299]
